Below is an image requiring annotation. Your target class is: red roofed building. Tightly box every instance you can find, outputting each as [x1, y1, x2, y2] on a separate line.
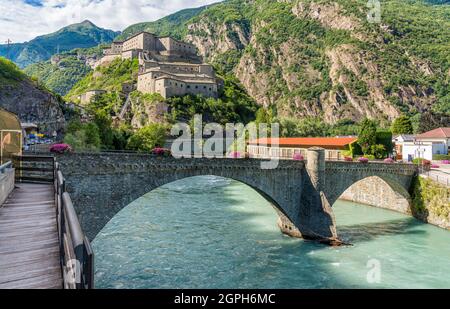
[415, 127, 450, 156]
[247, 137, 358, 160]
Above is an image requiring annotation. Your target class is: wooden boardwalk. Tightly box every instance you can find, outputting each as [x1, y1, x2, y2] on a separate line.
[0, 183, 62, 289]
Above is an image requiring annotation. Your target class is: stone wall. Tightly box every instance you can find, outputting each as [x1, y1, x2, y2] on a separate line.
[339, 176, 412, 214]
[0, 169, 14, 206]
[411, 176, 450, 230]
[54, 152, 417, 243]
[324, 161, 417, 205]
[56, 153, 307, 240]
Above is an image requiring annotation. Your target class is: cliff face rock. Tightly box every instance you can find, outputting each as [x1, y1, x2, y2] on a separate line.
[186, 20, 250, 61]
[183, 0, 446, 123]
[0, 80, 66, 133]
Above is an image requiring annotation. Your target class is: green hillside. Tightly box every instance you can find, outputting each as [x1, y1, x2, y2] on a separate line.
[0, 57, 26, 85]
[65, 58, 139, 101]
[116, 5, 213, 40]
[23, 46, 105, 95]
[0, 20, 119, 68]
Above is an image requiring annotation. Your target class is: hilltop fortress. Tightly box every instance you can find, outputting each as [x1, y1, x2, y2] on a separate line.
[95, 32, 219, 99]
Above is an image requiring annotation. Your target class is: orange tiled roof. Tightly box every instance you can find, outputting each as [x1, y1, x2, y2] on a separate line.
[248, 137, 358, 149]
[416, 127, 450, 139]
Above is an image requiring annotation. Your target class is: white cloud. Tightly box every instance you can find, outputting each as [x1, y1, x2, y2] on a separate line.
[0, 0, 219, 43]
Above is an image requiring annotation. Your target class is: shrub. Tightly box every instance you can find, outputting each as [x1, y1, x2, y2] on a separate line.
[384, 158, 395, 163]
[442, 160, 450, 165]
[358, 157, 369, 163]
[127, 123, 167, 152]
[370, 144, 387, 159]
[229, 151, 241, 159]
[50, 143, 72, 154]
[431, 164, 440, 169]
[152, 147, 171, 157]
[344, 157, 353, 162]
[412, 158, 431, 165]
[293, 153, 304, 161]
[433, 154, 450, 161]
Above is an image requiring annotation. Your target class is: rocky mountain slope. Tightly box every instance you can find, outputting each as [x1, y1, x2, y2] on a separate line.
[0, 57, 65, 133]
[104, 0, 449, 124]
[181, 0, 449, 123]
[19, 0, 449, 126]
[0, 20, 119, 68]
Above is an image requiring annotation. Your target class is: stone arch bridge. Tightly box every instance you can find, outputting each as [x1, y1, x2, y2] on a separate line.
[56, 149, 417, 244]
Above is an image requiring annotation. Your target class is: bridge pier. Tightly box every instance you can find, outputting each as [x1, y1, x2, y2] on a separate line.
[296, 148, 339, 244]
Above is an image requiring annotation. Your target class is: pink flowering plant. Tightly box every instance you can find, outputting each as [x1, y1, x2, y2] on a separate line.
[442, 160, 450, 165]
[293, 153, 304, 161]
[344, 157, 353, 162]
[229, 151, 241, 159]
[358, 157, 369, 163]
[431, 164, 440, 169]
[152, 147, 171, 157]
[384, 158, 395, 163]
[50, 143, 72, 154]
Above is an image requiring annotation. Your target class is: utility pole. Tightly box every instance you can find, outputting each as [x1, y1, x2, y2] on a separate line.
[4, 39, 12, 59]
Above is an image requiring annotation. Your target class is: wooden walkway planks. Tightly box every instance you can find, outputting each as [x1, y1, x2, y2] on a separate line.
[0, 183, 62, 289]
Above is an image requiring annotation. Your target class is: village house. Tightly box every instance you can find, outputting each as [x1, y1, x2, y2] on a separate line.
[393, 127, 450, 162]
[79, 90, 106, 105]
[247, 137, 358, 161]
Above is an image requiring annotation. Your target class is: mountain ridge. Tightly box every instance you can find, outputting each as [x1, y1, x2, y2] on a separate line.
[0, 20, 120, 68]
[14, 0, 450, 126]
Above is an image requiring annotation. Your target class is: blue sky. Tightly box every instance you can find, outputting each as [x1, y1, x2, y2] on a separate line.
[1, 0, 218, 43]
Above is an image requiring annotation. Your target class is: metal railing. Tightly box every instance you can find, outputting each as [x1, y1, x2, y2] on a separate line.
[12, 155, 55, 183]
[55, 163, 94, 289]
[10, 155, 94, 289]
[0, 161, 12, 174]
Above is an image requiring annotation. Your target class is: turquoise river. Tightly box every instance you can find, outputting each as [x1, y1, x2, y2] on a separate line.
[93, 176, 450, 289]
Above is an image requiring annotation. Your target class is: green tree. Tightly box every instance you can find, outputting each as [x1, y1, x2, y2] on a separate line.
[358, 118, 377, 155]
[370, 144, 387, 159]
[63, 122, 101, 151]
[93, 110, 114, 149]
[127, 123, 167, 152]
[83, 123, 101, 148]
[391, 115, 413, 135]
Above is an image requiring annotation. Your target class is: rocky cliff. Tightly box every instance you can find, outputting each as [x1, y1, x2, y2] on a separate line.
[0, 58, 65, 133]
[180, 0, 449, 123]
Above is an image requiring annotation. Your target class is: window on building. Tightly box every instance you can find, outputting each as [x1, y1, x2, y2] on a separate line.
[187, 85, 191, 89]
[195, 86, 198, 89]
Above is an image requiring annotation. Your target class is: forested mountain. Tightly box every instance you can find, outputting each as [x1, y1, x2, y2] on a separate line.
[23, 46, 105, 95]
[112, 0, 450, 123]
[0, 20, 119, 68]
[9, 0, 450, 128]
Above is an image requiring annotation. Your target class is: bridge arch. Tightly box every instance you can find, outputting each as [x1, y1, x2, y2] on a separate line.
[96, 175, 297, 241]
[59, 154, 305, 240]
[336, 175, 412, 214]
[56, 152, 417, 245]
[323, 161, 416, 207]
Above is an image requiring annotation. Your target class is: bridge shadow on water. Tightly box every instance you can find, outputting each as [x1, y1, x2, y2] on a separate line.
[337, 218, 426, 244]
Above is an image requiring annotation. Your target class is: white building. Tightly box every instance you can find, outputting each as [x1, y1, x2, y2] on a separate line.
[394, 128, 450, 162]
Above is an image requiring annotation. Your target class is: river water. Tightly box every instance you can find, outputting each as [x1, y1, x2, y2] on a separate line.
[93, 176, 450, 289]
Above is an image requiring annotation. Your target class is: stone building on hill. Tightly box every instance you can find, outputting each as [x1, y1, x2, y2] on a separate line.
[94, 31, 220, 99]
